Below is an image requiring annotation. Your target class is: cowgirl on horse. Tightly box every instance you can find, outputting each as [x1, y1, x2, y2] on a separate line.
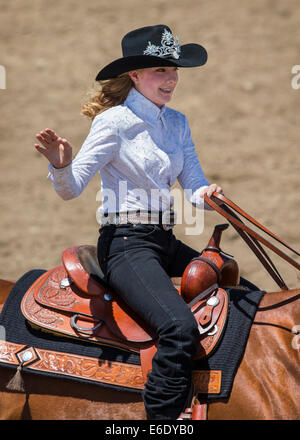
[34, 25, 223, 420]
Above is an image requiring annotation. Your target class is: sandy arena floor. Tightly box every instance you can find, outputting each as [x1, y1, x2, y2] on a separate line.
[0, 0, 300, 292]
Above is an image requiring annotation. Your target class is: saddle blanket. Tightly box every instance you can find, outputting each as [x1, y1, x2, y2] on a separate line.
[0, 270, 264, 399]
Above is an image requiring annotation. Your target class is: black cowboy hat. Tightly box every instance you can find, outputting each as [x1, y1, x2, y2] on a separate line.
[96, 25, 207, 81]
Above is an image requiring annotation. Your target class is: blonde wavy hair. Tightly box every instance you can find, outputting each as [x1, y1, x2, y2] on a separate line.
[81, 73, 134, 120]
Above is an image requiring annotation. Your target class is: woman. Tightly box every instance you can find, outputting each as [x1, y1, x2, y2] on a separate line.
[35, 25, 223, 420]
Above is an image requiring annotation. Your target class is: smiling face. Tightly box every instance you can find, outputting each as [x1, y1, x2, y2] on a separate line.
[128, 66, 179, 108]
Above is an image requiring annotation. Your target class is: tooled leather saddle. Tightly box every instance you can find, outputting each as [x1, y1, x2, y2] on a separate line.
[21, 224, 238, 390]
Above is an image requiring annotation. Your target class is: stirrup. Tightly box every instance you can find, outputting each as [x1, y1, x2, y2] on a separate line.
[177, 396, 207, 420]
[177, 382, 207, 420]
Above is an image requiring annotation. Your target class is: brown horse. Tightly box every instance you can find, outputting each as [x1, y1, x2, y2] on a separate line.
[0, 281, 299, 420]
[0, 194, 299, 420]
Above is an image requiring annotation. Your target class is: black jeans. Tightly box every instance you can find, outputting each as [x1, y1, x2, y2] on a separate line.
[97, 224, 200, 420]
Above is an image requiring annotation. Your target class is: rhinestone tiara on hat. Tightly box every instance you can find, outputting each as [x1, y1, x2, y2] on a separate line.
[143, 28, 181, 60]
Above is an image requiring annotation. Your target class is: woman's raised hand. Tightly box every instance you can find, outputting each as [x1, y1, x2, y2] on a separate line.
[35, 128, 73, 169]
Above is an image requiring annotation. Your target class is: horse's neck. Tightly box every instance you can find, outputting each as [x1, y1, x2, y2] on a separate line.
[256, 287, 300, 329]
[252, 287, 299, 373]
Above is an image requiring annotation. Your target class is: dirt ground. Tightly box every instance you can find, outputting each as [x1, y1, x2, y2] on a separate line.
[0, 0, 300, 292]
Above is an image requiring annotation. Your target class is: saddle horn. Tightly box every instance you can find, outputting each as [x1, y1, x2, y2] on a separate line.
[181, 224, 240, 303]
[207, 223, 229, 249]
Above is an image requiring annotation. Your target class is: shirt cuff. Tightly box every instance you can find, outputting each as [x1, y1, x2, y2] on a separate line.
[190, 185, 214, 210]
[47, 162, 72, 180]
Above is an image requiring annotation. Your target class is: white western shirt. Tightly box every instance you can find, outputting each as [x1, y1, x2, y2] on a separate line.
[47, 87, 210, 217]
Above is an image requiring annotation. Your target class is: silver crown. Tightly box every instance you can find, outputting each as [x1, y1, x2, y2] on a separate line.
[143, 28, 181, 60]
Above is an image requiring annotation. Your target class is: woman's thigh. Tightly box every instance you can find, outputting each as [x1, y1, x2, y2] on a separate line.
[108, 245, 194, 333]
[97, 225, 195, 332]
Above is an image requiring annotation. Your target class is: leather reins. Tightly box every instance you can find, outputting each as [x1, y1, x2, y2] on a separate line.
[204, 193, 300, 290]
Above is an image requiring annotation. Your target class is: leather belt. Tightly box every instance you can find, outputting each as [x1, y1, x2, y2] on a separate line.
[100, 210, 176, 231]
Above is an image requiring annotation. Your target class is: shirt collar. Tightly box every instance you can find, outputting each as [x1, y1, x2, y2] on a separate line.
[124, 87, 167, 127]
